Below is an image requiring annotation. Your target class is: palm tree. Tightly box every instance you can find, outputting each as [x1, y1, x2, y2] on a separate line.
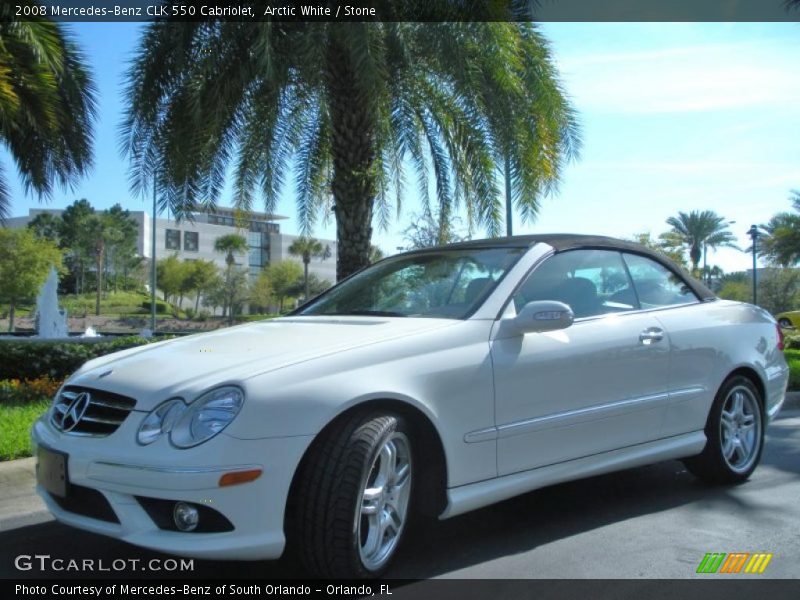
[288, 236, 329, 301]
[759, 190, 800, 267]
[121, 17, 580, 280]
[665, 211, 738, 277]
[0, 14, 96, 221]
[213, 234, 248, 322]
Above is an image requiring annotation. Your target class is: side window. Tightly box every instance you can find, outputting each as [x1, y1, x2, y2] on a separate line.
[622, 253, 699, 308]
[513, 250, 638, 318]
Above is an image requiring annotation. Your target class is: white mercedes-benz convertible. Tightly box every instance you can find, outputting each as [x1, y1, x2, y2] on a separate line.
[32, 235, 788, 578]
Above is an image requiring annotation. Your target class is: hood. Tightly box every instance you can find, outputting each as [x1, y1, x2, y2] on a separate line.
[69, 316, 456, 409]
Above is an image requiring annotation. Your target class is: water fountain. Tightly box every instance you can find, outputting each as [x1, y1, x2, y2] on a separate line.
[34, 267, 68, 338]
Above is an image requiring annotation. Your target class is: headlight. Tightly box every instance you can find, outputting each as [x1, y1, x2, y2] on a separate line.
[137, 398, 186, 445]
[169, 386, 244, 448]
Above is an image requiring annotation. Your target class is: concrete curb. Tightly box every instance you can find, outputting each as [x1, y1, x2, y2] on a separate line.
[0, 457, 51, 532]
[1, 392, 798, 533]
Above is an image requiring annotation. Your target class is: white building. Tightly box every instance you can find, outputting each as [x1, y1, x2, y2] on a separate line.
[8, 207, 338, 284]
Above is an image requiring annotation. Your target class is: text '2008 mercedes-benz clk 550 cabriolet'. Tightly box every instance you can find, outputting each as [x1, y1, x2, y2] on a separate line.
[32, 234, 788, 578]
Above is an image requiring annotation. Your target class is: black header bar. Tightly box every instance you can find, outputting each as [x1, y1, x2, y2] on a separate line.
[2, 0, 799, 23]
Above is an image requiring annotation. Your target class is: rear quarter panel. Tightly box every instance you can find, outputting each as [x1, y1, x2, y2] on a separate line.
[654, 299, 787, 437]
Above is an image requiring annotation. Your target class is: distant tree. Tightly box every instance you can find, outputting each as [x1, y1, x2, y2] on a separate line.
[0, 229, 63, 331]
[27, 213, 63, 244]
[225, 269, 250, 321]
[403, 211, 467, 250]
[213, 234, 248, 268]
[186, 259, 218, 313]
[759, 268, 800, 315]
[201, 273, 226, 316]
[103, 204, 139, 293]
[59, 199, 95, 294]
[288, 237, 329, 300]
[213, 234, 248, 323]
[288, 273, 331, 304]
[369, 245, 385, 264]
[250, 270, 275, 313]
[718, 280, 750, 304]
[263, 261, 303, 312]
[0, 16, 96, 221]
[759, 191, 800, 267]
[85, 211, 137, 315]
[156, 254, 184, 306]
[665, 210, 738, 276]
[630, 232, 688, 269]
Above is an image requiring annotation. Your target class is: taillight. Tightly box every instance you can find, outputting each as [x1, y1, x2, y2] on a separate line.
[776, 323, 785, 351]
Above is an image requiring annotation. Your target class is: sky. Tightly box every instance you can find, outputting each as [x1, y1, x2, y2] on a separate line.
[4, 21, 800, 273]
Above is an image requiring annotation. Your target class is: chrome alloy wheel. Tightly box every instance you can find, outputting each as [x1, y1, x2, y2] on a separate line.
[720, 385, 762, 473]
[356, 432, 412, 571]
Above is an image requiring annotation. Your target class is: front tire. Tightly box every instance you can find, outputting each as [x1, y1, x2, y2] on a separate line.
[683, 376, 764, 484]
[291, 412, 413, 578]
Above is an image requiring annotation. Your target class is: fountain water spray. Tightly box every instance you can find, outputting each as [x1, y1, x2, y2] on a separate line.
[35, 267, 68, 338]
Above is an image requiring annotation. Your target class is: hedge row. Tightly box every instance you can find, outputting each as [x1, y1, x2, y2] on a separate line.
[0, 336, 160, 381]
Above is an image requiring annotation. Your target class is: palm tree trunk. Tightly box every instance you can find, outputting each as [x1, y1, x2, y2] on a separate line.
[8, 303, 15, 333]
[504, 155, 513, 237]
[327, 34, 377, 281]
[95, 243, 104, 316]
[304, 259, 310, 301]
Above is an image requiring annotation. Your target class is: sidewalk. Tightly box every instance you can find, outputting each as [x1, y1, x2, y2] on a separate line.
[0, 457, 49, 532]
[1, 392, 798, 533]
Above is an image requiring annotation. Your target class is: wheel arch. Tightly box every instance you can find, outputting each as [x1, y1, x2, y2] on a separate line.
[725, 366, 767, 412]
[283, 397, 449, 536]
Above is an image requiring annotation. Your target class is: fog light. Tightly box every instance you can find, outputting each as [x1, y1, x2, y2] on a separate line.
[173, 502, 199, 532]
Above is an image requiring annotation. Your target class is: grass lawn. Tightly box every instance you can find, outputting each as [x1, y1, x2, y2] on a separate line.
[0, 400, 49, 461]
[10, 290, 183, 319]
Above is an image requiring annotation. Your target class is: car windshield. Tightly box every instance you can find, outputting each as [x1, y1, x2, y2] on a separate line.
[296, 247, 526, 319]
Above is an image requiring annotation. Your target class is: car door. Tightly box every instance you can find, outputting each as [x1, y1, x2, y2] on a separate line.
[620, 252, 713, 437]
[491, 249, 672, 476]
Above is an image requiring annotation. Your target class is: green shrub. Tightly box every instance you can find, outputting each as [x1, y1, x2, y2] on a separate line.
[0, 336, 161, 381]
[141, 300, 169, 314]
[784, 349, 800, 391]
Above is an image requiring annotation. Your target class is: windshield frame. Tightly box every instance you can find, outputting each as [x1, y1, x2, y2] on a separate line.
[290, 246, 529, 320]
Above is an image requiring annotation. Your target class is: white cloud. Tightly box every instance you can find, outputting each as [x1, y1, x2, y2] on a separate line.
[557, 41, 800, 114]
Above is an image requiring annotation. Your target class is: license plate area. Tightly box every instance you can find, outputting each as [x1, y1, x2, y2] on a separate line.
[37, 446, 68, 498]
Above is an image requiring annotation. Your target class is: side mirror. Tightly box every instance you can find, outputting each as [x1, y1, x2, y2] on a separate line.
[498, 300, 574, 338]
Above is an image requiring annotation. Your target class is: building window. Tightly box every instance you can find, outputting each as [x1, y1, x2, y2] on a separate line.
[184, 231, 199, 252]
[165, 229, 180, 250]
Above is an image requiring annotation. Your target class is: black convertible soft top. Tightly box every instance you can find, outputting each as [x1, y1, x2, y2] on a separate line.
[408, 233, 716, 302]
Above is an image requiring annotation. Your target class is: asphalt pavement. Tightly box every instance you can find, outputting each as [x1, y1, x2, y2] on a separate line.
[1, 400, 798, 580]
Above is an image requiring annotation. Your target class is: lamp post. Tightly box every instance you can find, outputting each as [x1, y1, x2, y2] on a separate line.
[747, 224, 759, 306]
[150, 173, 157, 333]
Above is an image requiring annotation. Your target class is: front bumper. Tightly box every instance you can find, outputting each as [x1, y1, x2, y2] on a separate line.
[31, 415, 313, 560]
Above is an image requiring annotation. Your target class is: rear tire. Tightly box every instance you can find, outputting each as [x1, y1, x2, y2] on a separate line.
[291, 412, 413, 578]
[683, 376, 764, 484]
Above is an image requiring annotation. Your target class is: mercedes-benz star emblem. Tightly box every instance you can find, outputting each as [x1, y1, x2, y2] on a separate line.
[60, 392, 91, 432]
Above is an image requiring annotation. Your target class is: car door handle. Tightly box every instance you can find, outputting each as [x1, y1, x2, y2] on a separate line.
[639, 327, 664, 345]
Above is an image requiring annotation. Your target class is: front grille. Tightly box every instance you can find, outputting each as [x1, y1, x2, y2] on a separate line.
[49, 484, 119, 524]
[50, 386, 136, 436]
